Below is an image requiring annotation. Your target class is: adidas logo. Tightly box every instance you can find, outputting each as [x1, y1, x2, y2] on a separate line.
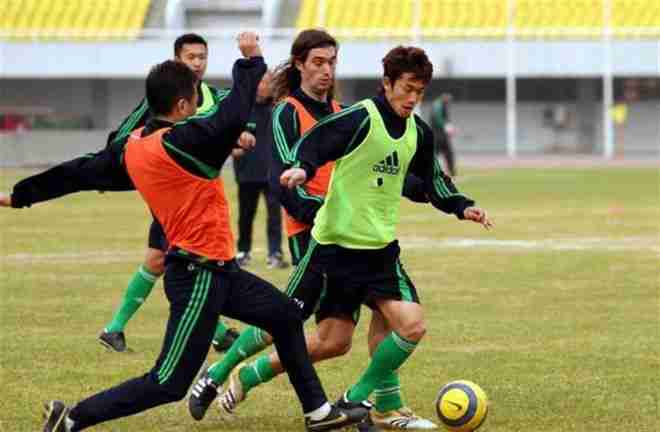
[372, 151, 400, 175]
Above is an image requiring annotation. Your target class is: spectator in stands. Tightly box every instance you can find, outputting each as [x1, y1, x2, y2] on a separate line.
[430, 92, 456, 176]
[232, 71, 289, 269]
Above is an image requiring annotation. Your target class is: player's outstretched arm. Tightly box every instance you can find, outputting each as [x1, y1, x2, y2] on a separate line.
[409, 116, 476, 218]
[4, 145, 133, 209]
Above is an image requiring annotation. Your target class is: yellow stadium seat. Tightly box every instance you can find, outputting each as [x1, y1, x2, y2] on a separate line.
[0, 0, 151, 41]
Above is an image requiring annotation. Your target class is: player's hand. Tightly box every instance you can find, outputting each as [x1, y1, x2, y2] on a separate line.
[0, 193, 12, 207]
[463, 206, 493, 230]
[237, 131, 256, 151]
[237, 32, 262, 58]
[280, 168, 307, 189]
[232, 148, 246, 158]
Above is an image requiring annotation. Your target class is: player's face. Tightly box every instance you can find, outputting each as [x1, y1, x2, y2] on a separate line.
[176, 43, 208, 80]
[383, 73, 427, 118]
[296, 46, 337, 98]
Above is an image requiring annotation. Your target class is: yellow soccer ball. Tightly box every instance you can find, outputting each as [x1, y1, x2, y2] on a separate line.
[435, 380, 489, 432]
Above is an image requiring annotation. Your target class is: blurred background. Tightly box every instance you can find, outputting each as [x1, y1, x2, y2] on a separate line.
[0, 0, 658, 167]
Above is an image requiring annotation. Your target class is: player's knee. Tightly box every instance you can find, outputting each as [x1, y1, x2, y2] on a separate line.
[326, 337, 352, 357]
[315, 335, 352, 360]
[398, 320, 426, 343]
[144, 251, 165, 276]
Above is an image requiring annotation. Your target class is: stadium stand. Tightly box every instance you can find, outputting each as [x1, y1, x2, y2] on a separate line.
[295, 0, 660, 38]
[0, 0, 152, 40]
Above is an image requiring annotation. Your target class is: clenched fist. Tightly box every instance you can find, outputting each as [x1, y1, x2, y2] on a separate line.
[237, 32, 262, 58]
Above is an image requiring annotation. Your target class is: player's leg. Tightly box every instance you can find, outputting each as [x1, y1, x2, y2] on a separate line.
[288, 229, 312, 266]
[345, 250, 426, 405]
[218, 268, 368, 430]
[99, 219, 167, 352]
[45, 261, 219, 430]
[190, 238, 326, 419]
[218, 316, 356, 415]
[205, 233, 318, 383]
[236, 182, 260, 266]
[368, 310, 438, 429]
[264, 182, 289, 268]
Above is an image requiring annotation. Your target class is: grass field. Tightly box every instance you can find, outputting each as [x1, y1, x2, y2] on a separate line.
[1, 165, 658, 431]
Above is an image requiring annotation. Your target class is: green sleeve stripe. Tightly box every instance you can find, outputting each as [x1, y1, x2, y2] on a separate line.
[296, 186, 324, 203]
[290, 104, 365, 161]
[162, 139, 219, 179]
[113, 99, 149, 144]
[431, 158, 452, 198]
[272, 103, 292, 163]
[342, 115, 370, 157]
[431, 157, 466, 199]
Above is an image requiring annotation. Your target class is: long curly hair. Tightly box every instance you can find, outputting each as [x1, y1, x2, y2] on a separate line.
[271, 29, 339, 102]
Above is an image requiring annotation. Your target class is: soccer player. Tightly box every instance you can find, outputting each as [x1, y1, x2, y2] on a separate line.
[430, 93, 456, 176]
[277, 45, 492, 427]
[188, 30, 438, 430]
[0, 33, 240, 353]
[41, 34, 368, 432]
[100, 33, 240, 353]
[232, 70, 289, 269]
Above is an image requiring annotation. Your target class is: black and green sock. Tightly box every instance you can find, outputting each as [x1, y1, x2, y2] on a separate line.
[238, 355, 276, 393]
[208, 326, 269, 384]
[374, 371, 404, 412]
[105, 265, 159, 333]
[347, 332, 418, 403]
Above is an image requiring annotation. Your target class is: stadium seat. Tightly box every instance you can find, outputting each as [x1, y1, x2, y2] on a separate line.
[295, 0, 659, 39]
[1, 0, 151, 40]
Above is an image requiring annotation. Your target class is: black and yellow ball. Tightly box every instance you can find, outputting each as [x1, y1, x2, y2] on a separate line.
[435, 380, 488, 432]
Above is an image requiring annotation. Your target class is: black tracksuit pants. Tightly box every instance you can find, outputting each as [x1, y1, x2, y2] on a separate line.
[237, 181, 282, 256]
[67, 257, 326, 430]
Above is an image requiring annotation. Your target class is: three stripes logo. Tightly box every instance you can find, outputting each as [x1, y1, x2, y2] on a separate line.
[373, 151, 400, 175]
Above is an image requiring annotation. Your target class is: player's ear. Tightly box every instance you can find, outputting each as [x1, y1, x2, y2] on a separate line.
[382, 77, 392, 93]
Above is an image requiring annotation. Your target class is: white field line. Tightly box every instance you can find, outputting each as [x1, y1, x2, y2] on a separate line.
[2, 250, 142, 264]
[2, 237, 658, 265]
[399, 236, 660, 252]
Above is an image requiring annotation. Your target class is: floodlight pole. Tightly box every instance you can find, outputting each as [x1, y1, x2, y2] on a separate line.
[603, 0, 615, 159]
[412, 0, 422, 44]
[506, 0, 517, 158]
[316, 0, 327, 28]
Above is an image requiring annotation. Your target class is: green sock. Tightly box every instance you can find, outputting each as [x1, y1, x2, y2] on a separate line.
[208, 326, 268, 384]
[347, 332, 418, 403]
[374, 371, 404, 412]
[213, 320, 229, 343]
[238, 355, 276, 393]
[105, 265, 158, 333]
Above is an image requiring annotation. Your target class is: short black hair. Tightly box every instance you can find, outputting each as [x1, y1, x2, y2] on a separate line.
[174, 33, 208, 57]
[382, 46, 433, 87]
[146, 60, 197, 116]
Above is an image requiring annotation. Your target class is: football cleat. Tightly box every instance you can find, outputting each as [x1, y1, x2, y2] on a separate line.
[188, 369, 218, 421]
[98, 330, 127, 353]
[217, 362, 247, 415]
[212, 327, 241, 353]
[42, 400, 70, 432]
[371, 407, 438, 429]
[306, 403, 370, 432]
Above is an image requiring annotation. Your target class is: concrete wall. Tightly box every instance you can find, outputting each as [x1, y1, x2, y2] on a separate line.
[3, 40, 658, 79]
[2, 101, 656, 168]
[1, 130, 110, 167]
